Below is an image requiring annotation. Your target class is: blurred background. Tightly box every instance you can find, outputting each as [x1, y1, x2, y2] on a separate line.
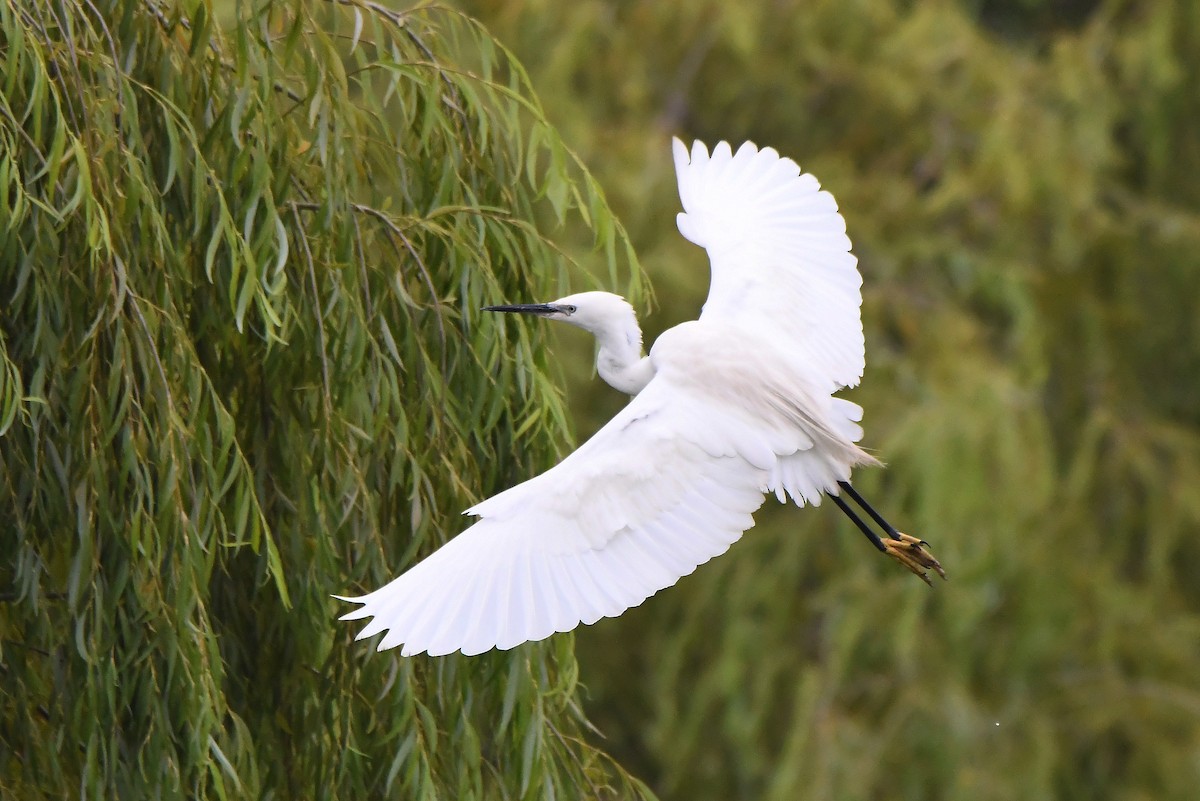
[459, 1, 1200, 798]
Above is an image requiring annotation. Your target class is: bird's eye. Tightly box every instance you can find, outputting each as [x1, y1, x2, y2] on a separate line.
[563, 305, 577, 314]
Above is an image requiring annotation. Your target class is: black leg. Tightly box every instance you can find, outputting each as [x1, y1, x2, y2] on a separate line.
[829, 492, 887, 553]
[832, 481, 946, 583]
[837, 481, 900, 538]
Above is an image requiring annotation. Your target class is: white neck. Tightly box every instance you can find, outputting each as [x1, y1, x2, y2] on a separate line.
[588, 313, 654, 396]
[597, 344, 654, 396]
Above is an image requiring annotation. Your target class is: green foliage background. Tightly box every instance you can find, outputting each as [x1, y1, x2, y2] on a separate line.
[461, 1, 1200, 800]
[2, 0, 1199, 799]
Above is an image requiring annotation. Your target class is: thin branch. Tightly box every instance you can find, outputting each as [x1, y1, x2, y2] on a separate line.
[27, 2, 85, 132]
[291, 203, 333, 424]
[82, 0, 125, 130]
[351, 208, 374, 320]
[143, 0, 305, 103]
[323, 0, 471, 140]
[547, 719, 606, 800]
[289, 198, 450, 378]
[123, 292, 176, 418]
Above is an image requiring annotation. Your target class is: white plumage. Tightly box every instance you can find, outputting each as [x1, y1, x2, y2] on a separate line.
[674, 139, 865, 393]
[337, 138, 936, 658]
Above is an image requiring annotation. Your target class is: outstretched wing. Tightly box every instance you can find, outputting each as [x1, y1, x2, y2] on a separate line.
[673, 138, 865, 391]
[339, 373, 772, 657]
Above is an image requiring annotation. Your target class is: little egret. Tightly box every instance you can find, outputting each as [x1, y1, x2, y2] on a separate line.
[338, 138, 944, 657]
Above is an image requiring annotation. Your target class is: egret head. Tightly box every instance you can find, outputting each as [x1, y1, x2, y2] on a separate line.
[484, 291, 649, 393]
[483, 291, 636, 337]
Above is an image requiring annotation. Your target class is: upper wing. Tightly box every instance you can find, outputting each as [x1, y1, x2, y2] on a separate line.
[338, 374, 771, 657]
[672, 138, 865, 391]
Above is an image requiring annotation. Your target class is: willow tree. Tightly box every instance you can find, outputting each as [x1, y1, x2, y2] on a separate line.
[0, 1, 650, 797]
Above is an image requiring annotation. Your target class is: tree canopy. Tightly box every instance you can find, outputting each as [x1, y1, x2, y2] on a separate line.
[1, 1, 647, 797]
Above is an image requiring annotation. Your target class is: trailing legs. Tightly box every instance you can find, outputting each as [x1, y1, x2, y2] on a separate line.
[830, 481, 946, 585]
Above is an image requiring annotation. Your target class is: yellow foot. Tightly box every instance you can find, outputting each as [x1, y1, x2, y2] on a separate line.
[883, 533, 946, 586]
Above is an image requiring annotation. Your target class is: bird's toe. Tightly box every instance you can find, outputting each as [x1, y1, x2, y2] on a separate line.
[882, 532, 946, 585]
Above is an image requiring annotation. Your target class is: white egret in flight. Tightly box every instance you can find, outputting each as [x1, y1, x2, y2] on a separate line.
[339, 138, 944, 657]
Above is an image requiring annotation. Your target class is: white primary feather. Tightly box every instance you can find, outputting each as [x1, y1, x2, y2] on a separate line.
[341, 364, 768, 657]
[673, 138, 865, 393]
[339, 139, 878, 656]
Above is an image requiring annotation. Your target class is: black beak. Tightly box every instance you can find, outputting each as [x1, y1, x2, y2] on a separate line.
[482, 303, 561, 316]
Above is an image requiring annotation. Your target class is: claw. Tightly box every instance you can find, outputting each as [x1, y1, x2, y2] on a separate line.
[882, 533, 946, 586]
